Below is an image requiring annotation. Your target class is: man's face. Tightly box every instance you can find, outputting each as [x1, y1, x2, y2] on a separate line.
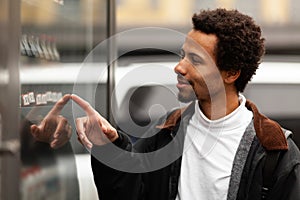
[174, 30, 224, 103]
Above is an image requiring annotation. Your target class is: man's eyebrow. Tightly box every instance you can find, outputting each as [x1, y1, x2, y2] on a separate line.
[181, 45, 208, 62]
[187, 52, 205, 61]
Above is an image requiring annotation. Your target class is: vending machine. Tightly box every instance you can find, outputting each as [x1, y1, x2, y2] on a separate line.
[0, 0, 115, 199]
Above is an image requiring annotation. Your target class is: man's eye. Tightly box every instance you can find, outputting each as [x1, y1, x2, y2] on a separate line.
[191, 55, 203, 65]
[179, 50, 185, 59]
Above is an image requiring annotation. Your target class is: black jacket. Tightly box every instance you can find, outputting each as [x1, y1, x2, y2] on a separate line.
[91, 100, 300, 200]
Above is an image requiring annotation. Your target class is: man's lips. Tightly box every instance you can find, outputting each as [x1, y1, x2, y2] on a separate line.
[177, 77, 190, 88]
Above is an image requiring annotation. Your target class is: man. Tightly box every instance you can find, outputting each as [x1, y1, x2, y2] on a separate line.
[72, 8, 300, 200]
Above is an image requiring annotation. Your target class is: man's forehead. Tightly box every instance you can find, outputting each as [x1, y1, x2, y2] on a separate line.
[183, 30, 217, 61]
[182, 38, 206, 51]
[182, 37, 211, 60]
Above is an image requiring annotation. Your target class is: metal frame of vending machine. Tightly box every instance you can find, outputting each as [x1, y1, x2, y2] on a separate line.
[107, 0, 116, 124]
[0, 0, 21, 200]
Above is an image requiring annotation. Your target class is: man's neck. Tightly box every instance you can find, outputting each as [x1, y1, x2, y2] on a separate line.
[197, 92, 240, 120]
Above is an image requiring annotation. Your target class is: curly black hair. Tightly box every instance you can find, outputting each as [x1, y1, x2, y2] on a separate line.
[192, 8, 265, 92]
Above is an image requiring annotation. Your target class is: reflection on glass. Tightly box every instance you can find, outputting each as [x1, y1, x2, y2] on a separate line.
[20, 95, 76, 199]
[20, 0, 108, 199]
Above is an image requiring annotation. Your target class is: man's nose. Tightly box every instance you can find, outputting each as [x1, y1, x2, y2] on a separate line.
[174, 59, 188, 76]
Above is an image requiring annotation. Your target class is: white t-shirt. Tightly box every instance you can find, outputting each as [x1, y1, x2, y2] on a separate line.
[176, 94, 253, 200]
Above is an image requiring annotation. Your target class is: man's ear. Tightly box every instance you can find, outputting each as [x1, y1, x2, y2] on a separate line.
[223, 70, 241, 84]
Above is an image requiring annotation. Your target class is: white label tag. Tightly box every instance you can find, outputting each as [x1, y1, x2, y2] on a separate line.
[51, 92, 58, 102]
[28, 92, 35, 103]
[41, 94, 47, 104]
[22, 94, 30, 106]
[36, 94, 42, 105]
[46, 91, 52, 102]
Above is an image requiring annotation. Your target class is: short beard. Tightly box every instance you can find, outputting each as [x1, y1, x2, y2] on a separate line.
[177, 92, 196, 103]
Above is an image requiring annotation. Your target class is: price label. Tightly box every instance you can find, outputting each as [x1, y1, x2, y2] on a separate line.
[36, 94, 42, 105]
[51, 92, 58, 102]
[42, 94, 47, 105]
[22, 94, 30, 106]
[46, 91, 52, 102]
[28, 92, 35, 103]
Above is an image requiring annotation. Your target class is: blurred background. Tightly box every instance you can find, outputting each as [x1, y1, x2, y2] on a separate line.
[116, 0, 300, 57]
[0, 0, 299, 199]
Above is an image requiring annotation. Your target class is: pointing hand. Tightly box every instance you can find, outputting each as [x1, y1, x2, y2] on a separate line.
[71, 94, 118, 149]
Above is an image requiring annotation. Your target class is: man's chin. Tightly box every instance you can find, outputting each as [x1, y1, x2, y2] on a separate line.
[177, 93, 196, 103]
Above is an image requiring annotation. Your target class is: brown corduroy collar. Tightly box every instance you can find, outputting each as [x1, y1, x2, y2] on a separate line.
[156, 100, 288, 151]
[245, 100, 288, 151]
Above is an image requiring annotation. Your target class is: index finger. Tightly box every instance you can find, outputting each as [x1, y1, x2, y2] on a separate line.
[48, 94, 71, 116]
[71, 94, 95, 115]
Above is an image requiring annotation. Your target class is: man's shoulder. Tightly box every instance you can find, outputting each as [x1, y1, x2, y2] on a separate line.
[245, 100, 288, 151]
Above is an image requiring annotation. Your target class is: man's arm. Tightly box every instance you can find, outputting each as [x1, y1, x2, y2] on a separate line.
[285, 164, 300, 200]
[91, 152, 143, 200]
[71, 94, 144, 199]
[279, 139, 300, 200]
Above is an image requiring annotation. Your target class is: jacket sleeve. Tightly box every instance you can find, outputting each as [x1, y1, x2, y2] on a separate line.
[272, 138, 300, 200]
[90, 111, 175, 200]
[279, 137, 300, 200]
[284, 164, 300, 200]
[91, 131, 144, 200]
[91, 155, 143, 200]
